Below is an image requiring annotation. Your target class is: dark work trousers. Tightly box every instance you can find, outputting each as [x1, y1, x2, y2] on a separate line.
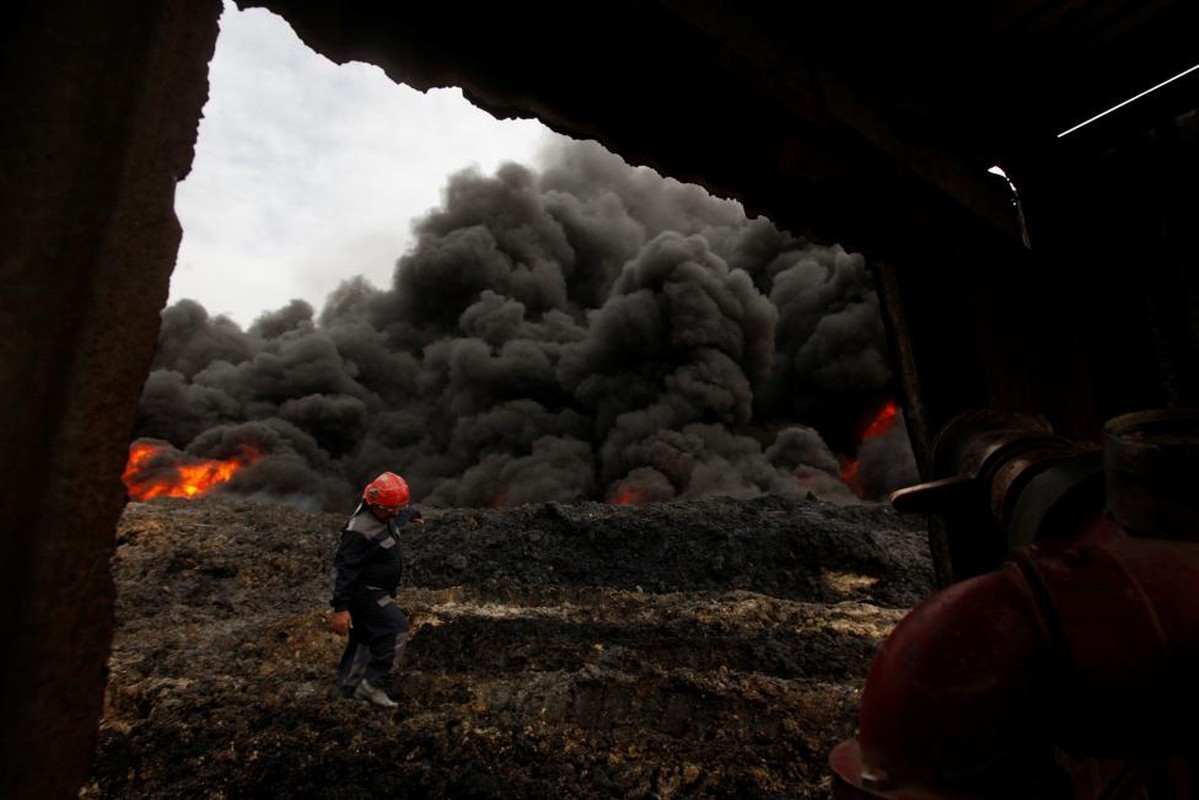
[337, 587, 410, 694]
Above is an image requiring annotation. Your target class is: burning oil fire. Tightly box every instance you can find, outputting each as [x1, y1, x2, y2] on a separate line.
[609, 484, 650, 506]
[841, 400, 899, 495]
[123, 439, 260, 501]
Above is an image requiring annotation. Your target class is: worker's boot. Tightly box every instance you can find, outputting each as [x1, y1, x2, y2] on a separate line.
[353, 680, 398, 708]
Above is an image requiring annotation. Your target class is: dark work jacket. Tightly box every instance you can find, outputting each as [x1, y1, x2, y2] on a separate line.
[329, 504, 420, 612]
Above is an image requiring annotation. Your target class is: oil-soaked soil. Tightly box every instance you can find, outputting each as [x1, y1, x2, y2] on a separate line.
[83, 494, 933, 799]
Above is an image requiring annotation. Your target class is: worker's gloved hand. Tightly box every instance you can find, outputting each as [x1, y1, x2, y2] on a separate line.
[330, 610, 352, 636]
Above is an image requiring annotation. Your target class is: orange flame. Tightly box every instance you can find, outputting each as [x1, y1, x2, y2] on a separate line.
[862, 400, 899, 440]
[123, 439, 260, 501]
[840, 458, 861, 491]
[609, 483, 649, 506]
[840, 400, 899, 494]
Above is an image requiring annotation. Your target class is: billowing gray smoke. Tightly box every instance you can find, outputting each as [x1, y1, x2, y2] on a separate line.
[133, 139, 917, 510]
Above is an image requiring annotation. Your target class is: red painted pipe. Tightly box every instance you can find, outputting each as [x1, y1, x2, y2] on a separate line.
[831, 519, 1199, 798]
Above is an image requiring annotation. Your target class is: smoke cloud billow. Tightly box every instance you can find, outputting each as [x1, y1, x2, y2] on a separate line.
[136, 139, 917, 510]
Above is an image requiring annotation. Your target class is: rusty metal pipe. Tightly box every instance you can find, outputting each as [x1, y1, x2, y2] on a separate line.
[833, 528, 1199, 798]
[832, 408, 1199, 798]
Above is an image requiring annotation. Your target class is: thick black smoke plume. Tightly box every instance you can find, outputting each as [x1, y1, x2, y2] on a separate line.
[135, 139, 917, 510]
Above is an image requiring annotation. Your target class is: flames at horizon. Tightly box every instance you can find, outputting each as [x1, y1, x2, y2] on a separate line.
[134, 139, 918, 511]
[840, 400, 899, 497]
[124, 439, 261, 501]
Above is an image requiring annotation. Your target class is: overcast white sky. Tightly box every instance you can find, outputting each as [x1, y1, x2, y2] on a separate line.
[170, 1, 556, 328]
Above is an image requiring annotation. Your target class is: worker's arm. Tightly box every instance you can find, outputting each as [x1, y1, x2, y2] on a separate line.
[329, 528, 376, 633]
[397, 507, 424, 527]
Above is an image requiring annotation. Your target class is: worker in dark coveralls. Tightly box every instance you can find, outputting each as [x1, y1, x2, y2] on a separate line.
[329, 471, 424, 708]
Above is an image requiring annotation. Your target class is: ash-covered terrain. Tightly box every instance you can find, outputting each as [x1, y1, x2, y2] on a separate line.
[84, 494, 931, 799]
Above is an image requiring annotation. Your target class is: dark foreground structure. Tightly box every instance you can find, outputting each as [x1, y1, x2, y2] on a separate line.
[3, 2, 1197, 797]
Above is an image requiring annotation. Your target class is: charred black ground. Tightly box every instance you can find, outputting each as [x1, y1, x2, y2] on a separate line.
[85, 493, 932, 799]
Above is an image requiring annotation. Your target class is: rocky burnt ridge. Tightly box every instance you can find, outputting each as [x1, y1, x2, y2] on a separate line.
[84, 495, 933, 799]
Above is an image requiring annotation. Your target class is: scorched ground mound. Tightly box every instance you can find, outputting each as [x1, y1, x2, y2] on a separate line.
[84, 494, 932, 799]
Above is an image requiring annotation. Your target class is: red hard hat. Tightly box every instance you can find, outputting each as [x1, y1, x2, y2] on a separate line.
[363, 472, 409, 508]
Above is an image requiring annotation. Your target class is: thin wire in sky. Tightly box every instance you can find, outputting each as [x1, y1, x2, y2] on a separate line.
[1057, 62, 1199, 138]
